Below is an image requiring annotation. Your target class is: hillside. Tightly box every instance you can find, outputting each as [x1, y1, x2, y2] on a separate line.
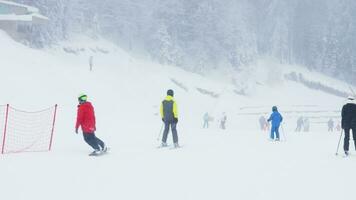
[0, 31, 354, 200]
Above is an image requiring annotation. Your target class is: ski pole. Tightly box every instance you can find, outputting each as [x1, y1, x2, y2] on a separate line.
[156, 123, 164, 141]
[335, 129, 344, 155]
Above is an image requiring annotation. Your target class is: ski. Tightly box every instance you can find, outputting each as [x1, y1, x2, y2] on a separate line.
[157, 145, 170, 149]
[169, 145, 183, 150]
[89, 147, 110, 156]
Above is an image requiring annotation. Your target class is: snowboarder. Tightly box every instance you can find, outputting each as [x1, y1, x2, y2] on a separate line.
[75, 94, 107, 155]
[341, 96, 356, 156]
[220, 112, 227, 130]
[203, 112, 210, 128]
[267, 106, 283, 141]
[160, 89, 180, 148]
[295, 116, 304, 132]
[259, 116, 267, 131]
[328, 118, 334, 132]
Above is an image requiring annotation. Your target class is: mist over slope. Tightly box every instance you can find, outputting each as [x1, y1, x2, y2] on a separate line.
[0, 30, 355, 200]
[10, 0, 356, 83]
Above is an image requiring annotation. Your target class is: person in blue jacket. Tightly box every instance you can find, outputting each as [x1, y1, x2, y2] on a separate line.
[267, 106, 283, 141]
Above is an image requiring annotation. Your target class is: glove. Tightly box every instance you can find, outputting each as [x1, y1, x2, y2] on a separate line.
[75, 128, 78, 134]
[174, 118, 178, 123]
[162, 118, 165, 122]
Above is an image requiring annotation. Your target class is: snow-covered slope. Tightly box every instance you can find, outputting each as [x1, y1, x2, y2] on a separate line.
[0, 31, 354, 200]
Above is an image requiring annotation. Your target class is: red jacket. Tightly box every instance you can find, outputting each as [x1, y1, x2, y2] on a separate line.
[75, 102, 96, 133]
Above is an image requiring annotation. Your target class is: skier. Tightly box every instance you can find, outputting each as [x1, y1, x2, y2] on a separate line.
[264, 121, 270, 131]
[259, 116, 266, 131]
[220, 112, 227, 130]
[89, 55, 93, 71]
[75, 94, 107, 155]
[303, 117, 310, 132]
[336, 122, 341, 132]
[160, 89, 180, 148]
[341, 96, 356, 156]
[267, 106, 283, 141]
[295, 116, 304, 132]
[203, 112, 210, 128]
[328, 118, 334, 132]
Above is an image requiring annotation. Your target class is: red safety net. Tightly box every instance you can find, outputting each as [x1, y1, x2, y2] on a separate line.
[0, 104, 57, 154]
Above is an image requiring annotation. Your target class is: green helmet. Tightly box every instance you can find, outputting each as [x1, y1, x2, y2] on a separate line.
[78, 93, 87, 101]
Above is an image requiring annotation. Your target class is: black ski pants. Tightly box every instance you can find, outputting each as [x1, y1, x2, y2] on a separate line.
[344, 128, 356, 151]
[162, 121, 178, 143]
[83, 133, 105, 151]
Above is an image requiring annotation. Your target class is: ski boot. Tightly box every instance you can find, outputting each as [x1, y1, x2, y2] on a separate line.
[345, 151, 349, 156]
[101, 145, 108, 153]
[160, 142, 168, 148]
[174, 143, 180, 148]
[89, 149, 101, 156]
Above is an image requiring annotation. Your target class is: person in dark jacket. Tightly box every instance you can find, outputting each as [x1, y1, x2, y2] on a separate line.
[341, 96, 356, 156]
[160, 89, 179, 148]
[267, 106, 283, 141]
[75, 94, 107, 155]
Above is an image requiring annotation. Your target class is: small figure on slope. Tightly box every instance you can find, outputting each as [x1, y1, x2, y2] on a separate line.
[75, 94, 107, 156]
[203, 112, 210, 129]
[303, 117, 310, 132]
[259, 116, 265, 131]
[328, 118, 334, 132]
[341, 96, 356, 156]
[220, 112, 227, 130]
[160, 89, 180, 148]
[267, 106, 283, 141]
[259, 116, 268, 131]
[89, 55, 93, 71]
[295, 116, 304, 132]
[336, 122, 341, 132]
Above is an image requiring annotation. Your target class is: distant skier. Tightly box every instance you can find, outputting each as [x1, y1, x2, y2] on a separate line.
[89, 55, 93, 71]
[267, 106, 283, 141]
[328, 118, 334, 132]
[220, 112, 227, 130]
[336, 122, 341, 132]
[75, 94, 107, 156]
[295, 116, 304, 132]
[160, 89, 180, 148]
[265, 121, 270, 131]
[303, 117, 310, 132]
[203, 112, 210, 128]
[341, 96, 356, 156]
[259, 116, 267, 131]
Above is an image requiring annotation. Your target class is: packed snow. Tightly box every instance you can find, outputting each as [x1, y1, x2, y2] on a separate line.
[0, 30, 355, 200]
